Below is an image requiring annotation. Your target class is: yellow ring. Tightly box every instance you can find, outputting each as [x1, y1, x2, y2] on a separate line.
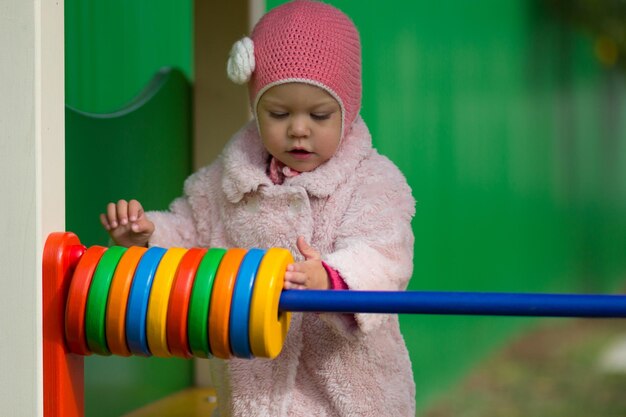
[147, 247, 188, 357]
[249, 247, 293, 358]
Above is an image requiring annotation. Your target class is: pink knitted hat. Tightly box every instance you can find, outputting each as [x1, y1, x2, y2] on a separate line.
[227, 0, 362, 138]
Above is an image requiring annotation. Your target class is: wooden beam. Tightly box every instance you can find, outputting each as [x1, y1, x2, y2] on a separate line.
[193, 0, 251, 170]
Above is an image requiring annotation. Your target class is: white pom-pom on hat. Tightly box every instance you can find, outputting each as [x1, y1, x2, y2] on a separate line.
[227, 37, 255, 84]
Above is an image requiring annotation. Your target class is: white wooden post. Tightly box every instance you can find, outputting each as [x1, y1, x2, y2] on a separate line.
[0, 1, 65, 416]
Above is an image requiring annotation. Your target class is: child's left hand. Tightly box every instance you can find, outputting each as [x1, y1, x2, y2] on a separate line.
[284, 236, 329, 290]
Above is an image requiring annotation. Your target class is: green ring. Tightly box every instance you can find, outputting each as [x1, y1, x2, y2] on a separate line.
[188, 248, 226, 358]
[85, 246, 127, 355]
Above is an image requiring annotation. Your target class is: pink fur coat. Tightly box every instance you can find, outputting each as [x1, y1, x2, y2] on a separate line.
[148, 117, 416, 416]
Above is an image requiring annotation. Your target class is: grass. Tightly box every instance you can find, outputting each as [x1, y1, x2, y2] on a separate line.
[422, 318, 626, 417]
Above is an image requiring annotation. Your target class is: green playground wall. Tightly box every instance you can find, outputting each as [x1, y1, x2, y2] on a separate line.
[66, 0, 626, 415]
[65, 68, 194, 417]
[65, 0, 192, 113]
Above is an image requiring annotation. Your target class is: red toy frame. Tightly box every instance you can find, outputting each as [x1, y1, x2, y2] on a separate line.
[43, 231, 86, 417]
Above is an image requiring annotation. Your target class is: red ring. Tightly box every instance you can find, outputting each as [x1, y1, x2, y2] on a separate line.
[167, 248, 207, 358]
[65, 246, 106, 355]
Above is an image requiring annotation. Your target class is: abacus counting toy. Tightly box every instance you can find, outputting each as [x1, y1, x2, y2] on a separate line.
[42, 231, 626, 417]
[43, 232, 293, 417]
[46, 233, 292, 361]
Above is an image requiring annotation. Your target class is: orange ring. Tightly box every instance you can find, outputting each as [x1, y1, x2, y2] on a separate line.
[65, 246, 106, 355]
[167, 247, 207, 359]
[208, 248, 246, 359]
[105, 246, 147, 356]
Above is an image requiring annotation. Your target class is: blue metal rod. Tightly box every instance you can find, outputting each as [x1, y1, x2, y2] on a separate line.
[279, 290, 626, 317]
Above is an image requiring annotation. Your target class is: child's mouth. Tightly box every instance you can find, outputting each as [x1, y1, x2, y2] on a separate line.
[289, 149, 312, 160]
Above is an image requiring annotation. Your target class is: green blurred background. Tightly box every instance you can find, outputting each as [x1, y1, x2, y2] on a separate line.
[65, 0, 193, 113]
[65, 0, 626, 415]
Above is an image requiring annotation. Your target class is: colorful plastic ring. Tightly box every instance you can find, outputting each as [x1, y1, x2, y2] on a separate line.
[85, 246, 127, 355]
[65, 246, 107, 355]
[126, 246, 166, 356]
[105, 246, 147, 357]
[146, 247, 188, 357]
[188, 248, 226, 358]
[249, 248, 293, 359]
[167, 248, 207, 359]
[229, 248, 266, 358]
[208, 248, 247, 359]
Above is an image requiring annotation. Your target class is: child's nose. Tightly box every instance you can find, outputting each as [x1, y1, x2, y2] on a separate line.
[288, 117, 310, 138]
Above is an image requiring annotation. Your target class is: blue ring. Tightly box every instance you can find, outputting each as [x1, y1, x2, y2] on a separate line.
[126, 246, 166, 356]
[229, 248, 266, 358]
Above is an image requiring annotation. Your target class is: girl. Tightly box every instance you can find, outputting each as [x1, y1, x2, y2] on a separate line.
[102, 1, 416, 415]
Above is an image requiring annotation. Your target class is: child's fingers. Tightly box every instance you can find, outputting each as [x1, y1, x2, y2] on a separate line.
[115, 199, 129, 225]
[284, 270, 306, 287]
[287, 261, 316, 274]
[284, 276, 307, 290]
[287, 260, 329, 290]
[131, 216, 154, 235]
[296, 236, 321, 260]
[128, 199, 143, 222]
[106, 202, 120, 228]
[99, 213, 111, 230]
[284, 282, 306, 290]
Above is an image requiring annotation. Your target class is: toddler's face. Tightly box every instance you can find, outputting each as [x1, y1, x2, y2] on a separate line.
[257, 83, 342, 172]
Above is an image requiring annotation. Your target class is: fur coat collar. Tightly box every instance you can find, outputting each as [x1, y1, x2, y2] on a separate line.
[220, 116, 373, 202]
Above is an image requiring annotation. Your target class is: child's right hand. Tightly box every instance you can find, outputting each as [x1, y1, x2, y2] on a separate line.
[100, 199, 155, 248]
